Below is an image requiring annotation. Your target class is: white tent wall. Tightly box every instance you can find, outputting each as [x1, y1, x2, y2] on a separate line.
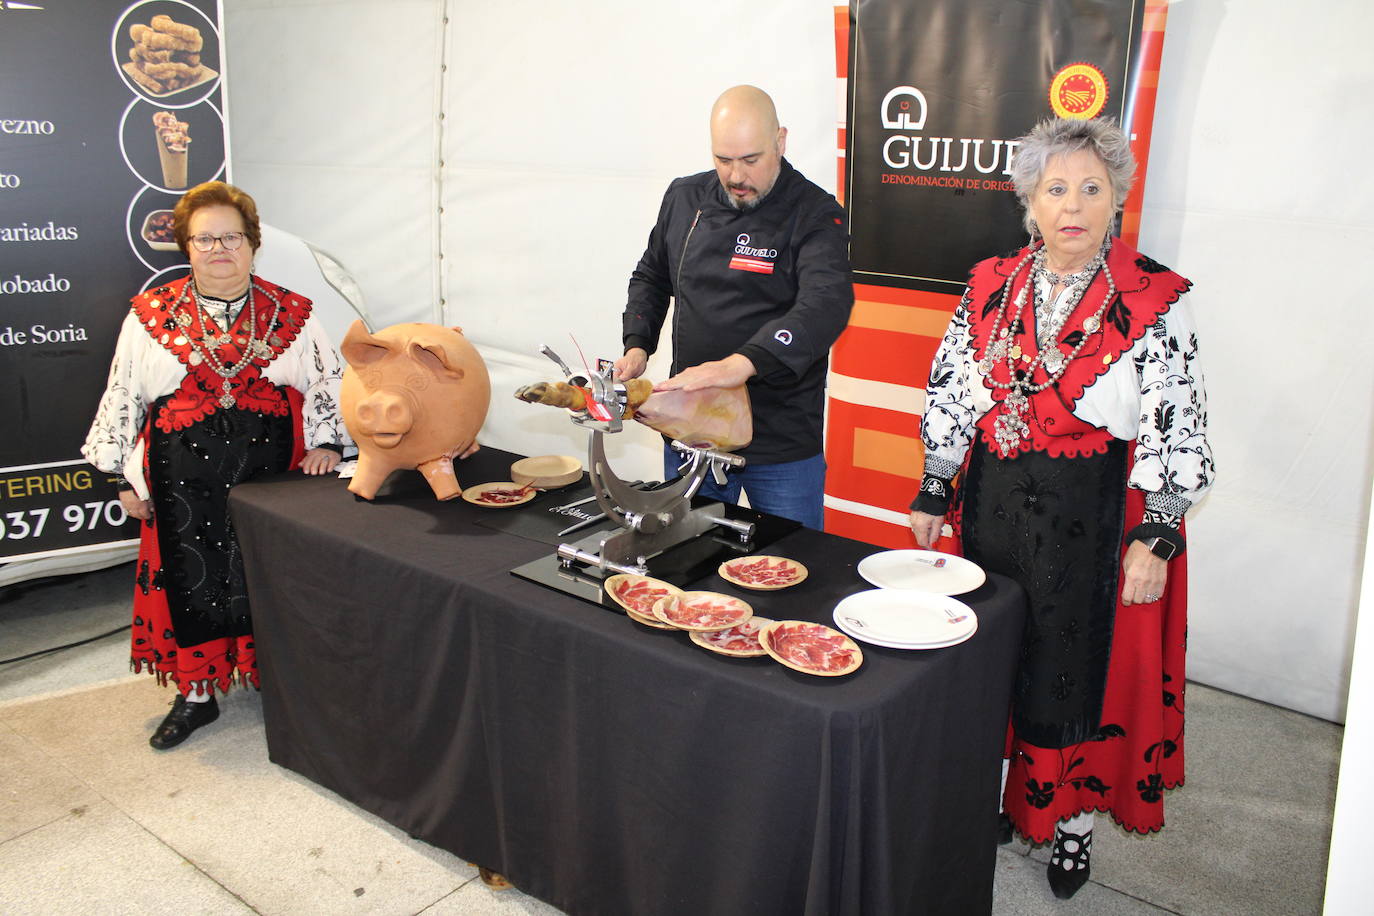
[438, 1, 841, 482]
[222, 0, 446, 331]
[222, 0, 1374, 722]
[1138, 0, 1374, 721]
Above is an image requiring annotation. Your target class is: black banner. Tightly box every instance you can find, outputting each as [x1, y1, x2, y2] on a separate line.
[0, 0, 225, 562]
[846, 0, 1145, 292]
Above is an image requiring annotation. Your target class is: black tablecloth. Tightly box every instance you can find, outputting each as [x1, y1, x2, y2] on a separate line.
[230, 448, 1025, 916]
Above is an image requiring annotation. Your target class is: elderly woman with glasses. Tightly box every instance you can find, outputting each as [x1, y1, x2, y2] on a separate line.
[908, 118, 1213, 899]
[84, 181, 349, 750]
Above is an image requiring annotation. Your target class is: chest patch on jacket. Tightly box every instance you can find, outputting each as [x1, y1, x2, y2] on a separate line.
[728, 233, 776, 274]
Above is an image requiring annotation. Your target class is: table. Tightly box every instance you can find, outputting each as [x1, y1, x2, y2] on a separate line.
[230, 448, 1025, 915]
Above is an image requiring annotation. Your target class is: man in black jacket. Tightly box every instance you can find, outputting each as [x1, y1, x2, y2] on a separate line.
[614, 86, 853, 529]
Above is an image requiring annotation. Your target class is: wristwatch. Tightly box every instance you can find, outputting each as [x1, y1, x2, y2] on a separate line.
[1144, 536, 1178, 561]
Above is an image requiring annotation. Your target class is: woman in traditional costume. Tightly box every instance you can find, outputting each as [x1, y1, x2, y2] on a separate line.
[908, 118, 1213, 899]
[84, 181, 348, 749]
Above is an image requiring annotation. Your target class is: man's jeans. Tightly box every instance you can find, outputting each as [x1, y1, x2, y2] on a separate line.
[663, 444, 825, 530]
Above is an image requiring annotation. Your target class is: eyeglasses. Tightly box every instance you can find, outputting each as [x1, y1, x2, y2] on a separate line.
[190, 232, 246, 252]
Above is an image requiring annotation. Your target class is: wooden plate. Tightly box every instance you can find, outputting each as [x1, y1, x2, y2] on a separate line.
[604, 574, 682, 629]
[460, 481, 535, 508]
[718, 555, 809, 591]
[510, 455, 582, 489]
[758, 620, 863, 677]
[689, 616, 774, 657]
[651, 591, 752, 632]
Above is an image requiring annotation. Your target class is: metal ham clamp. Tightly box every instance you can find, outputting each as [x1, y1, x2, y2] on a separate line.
[526, 345, 756, 581]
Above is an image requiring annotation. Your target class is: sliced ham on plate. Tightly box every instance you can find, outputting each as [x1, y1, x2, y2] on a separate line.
[689, 616, 774, 657]
[604, 574, 682, 629]
[461, 482, 535, 507]
[718, 555, 808, 591]
[759, 620, 863, 677]
[651, 591, 752, 632]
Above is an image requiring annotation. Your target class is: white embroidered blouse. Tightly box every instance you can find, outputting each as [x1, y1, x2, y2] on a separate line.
[921, 272, 1214, 519]
[82, 291, 350, 493]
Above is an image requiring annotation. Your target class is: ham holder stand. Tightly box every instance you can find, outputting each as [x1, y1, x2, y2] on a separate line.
[510, 346, 795, 605]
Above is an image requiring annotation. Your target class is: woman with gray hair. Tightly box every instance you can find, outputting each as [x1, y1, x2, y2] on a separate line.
[909, 117, 1213, 899]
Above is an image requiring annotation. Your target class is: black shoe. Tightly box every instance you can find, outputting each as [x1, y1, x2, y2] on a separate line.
[1047, 828, 1091, 899]
[149, 694, 219, 750]
[998, 813, 1014, 845]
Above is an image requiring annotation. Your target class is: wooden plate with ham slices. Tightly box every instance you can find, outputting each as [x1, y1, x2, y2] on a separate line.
[689, 616, 774, 657]
[461, 481, 535, 508]
[759, 620, 863, 677]
[718, 555, 808, 591]
[604, 574, 682, 629]
[650, 591, 752, 632]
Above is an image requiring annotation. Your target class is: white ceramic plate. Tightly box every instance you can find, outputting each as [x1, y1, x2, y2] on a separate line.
[856, 550, 986, 595]
[831, 589, 978, 649]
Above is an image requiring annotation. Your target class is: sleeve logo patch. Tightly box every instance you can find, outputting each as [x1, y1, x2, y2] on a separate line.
[774, 329, 793, 345]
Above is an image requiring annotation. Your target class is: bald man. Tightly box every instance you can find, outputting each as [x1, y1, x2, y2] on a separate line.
[614, 86, 853, 530]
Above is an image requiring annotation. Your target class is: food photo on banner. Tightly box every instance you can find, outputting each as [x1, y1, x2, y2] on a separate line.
[0, 0, 226, 566]
[824, 0, 1166, 547]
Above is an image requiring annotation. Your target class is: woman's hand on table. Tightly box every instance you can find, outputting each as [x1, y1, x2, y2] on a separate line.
[909, 510, 944, 549]
[300, 448, 342, 476]
[119, 489, 152, 520]
[1120, 540, 1167, 605]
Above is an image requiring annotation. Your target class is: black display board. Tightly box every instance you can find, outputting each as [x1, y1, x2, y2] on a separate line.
[845, 0, 1145, 292]
[0, 0, 225, 562]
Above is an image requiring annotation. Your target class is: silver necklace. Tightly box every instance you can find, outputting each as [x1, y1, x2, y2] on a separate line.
[171, 276, 285, 409]
[979, 241, 1116, 456]
[1032, 245, 1108, 357]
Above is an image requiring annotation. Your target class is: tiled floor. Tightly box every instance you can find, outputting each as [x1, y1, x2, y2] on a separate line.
[0, 563, 1342, 914]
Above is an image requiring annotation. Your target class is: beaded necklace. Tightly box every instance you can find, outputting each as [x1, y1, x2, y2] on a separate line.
[169, 276, 285, 409]
[980, 240, 1116, 456]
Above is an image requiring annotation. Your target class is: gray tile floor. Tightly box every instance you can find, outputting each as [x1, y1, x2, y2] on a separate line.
[0, 563, 1342, 915]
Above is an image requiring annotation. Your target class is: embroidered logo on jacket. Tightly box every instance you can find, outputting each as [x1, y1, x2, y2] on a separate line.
[728, 233, 776, 274]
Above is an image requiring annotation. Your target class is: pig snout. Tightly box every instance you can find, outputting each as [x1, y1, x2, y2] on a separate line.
[353, 387, 417, 448]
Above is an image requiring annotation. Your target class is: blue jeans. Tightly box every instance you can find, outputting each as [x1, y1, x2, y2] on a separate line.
[663, 444, 826, 530]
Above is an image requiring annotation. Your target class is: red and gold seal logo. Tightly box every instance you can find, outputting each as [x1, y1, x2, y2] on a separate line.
[1049, 63, 1109, 119]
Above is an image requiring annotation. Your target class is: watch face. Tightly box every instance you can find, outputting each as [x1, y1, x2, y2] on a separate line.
[1148, 537, 1177, 560]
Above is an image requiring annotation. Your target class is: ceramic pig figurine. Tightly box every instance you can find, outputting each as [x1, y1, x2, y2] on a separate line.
[340, 321, 491, 500]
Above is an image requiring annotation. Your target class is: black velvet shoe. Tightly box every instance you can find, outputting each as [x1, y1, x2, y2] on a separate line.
[1047, 828, 1091, 899]
[998, 813, 1014, 845]
[149, 694, 219, 750]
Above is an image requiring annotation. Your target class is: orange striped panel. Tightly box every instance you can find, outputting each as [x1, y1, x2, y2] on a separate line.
[825, 399, 924, 507]
[835, 6, 849, 198]
[832, 326, 939, 389]
[849, 299, 954, 338]
[824, 509, 913, 550]
[834, 6, 849, 76]
[853, 428, 922, 479]
[855, 284, 961, 310]
[1121, 0, 1171, 248]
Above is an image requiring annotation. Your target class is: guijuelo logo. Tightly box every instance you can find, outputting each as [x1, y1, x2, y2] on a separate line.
[1049, 63, 1108, 120]
[881, 87, 928, 130]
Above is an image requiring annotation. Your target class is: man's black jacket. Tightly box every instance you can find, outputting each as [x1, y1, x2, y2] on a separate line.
[623, 159, 854, 465]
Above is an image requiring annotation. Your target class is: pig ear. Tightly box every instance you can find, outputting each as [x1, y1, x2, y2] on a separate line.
[408, 341, 465, 381]
[450, 326, 465, 335]
[340, 320, 390, 369]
